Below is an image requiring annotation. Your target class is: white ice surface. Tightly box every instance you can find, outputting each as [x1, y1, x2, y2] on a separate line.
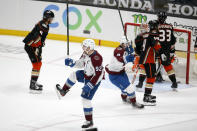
[0, 35, 197, 131]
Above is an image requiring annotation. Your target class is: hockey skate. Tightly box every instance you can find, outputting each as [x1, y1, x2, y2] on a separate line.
[121, 94, 128, 103]
[29, 81, 42, 94]
[81, 121, 93, 129]
[55, 84, 69, 99]
[171, 82, 178, 92]
[143, 94, 156, 106]
[35, 82, 43, 88]
[131, 102, 144, 109]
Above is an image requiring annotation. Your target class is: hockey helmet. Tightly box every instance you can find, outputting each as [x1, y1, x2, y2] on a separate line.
[120, 36, 128, 44]
[157, 11, 167, 24]
[82, 39, 95, 50]
[148, 20, 158, 31]
[43, 10, 55, 19]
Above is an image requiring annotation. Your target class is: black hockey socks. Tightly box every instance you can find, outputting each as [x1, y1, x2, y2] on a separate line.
[144, 87, 152, 95]
[136, 74, 146, 88]
[169, 74, 177, 83]
[169, 74, 178, 89]
[139, 74, 146, 83]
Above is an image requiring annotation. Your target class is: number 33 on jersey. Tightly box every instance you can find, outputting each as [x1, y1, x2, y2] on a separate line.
[158, 24, 176, 48]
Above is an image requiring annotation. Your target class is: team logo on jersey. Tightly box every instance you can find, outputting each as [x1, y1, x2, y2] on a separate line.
[117, 47, 122, 50]
[94, 55, 100, 60]
[42, 23, 47, 28]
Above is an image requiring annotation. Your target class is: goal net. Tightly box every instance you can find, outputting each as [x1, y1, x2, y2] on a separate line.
[124, 22, 197, 84]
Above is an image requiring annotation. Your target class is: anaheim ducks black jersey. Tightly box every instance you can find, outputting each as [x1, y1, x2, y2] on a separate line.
[157, 22, 176, 51]
[23, 20, 49, 47]
[135, 33, 144, 56]
[138, 32, 160, 64]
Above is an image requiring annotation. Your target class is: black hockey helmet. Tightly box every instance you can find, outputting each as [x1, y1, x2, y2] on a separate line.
[43, 10, 54, 19]
[157, 11, 167, 24]
[148, 20, 158, 31]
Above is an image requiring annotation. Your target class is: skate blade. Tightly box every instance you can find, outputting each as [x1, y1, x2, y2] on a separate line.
[172, 88, 178, 92]
[82, 126, 97, 131]
[132, 105, 145, 109]
[54, 85, 62, 100]
[122, 100, 130, 104]
[29, 90, 42, 94]
[35, 84, 43, 88]
[143, 102, 156, 106]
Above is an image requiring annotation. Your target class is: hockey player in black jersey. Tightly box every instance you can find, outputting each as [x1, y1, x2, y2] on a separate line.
[23, 10, 54, 93]
[136, 20, 161, 105]
[156, 11, 178, 91]
[134, 23, 148, 89]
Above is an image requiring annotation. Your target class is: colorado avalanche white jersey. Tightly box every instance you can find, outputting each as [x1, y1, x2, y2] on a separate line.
[74, 51, 104, 85]
[105, 46, 128, 74]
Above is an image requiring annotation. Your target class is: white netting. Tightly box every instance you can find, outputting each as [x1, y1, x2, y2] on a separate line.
[125, 23, 197, 84]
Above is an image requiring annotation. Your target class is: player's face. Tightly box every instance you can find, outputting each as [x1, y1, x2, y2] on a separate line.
[48, 18, 54, 24]
[82, 45, 91, 54]
[140, 24, 148, 33]
[121, 42, 128, 49]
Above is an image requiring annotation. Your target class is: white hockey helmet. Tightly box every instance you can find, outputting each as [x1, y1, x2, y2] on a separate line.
[82, 39, 95, 50]
[120, 36, 128, 45]
[120, 36, 131, 49]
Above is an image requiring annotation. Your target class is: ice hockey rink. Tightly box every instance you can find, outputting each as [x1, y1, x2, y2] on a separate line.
[0, 35, 197, 131]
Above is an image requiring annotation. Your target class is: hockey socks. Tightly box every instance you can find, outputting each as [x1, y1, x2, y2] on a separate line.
[55, 79, 74, 98]
[29, 69, 43, 93]
[169, 74, 178, 89]
[29, 62, 42, 93]
[82, 107, 93, 128]
[62, 84, 70, 92]
[136, 74, 146, 88]
[121, 93, 127, 102]
[31, 69, 39, 82]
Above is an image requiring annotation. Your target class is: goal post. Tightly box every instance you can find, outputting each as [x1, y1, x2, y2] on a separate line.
[124, 22, 192, 84]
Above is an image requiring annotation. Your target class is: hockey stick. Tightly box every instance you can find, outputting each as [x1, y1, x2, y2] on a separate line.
[66, 0, 69, 57]
[155, 62, 163, 76]
[114, 0, 128, 41]
[155, 59, 182, 84]
[131, 68, 139, 84]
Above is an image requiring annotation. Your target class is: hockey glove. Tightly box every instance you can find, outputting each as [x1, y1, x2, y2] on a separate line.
[161, 53, 167, 61]
[82, 82, 94, 94]
[65, 58, 75, 67]
[125, 45, 134, 55]
[125, 62, 135, 74]
[125, 54, 134, 63]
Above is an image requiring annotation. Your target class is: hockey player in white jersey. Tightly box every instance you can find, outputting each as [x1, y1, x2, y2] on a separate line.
[105, 36, 144, 108]
[55, 39, 104, 129]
